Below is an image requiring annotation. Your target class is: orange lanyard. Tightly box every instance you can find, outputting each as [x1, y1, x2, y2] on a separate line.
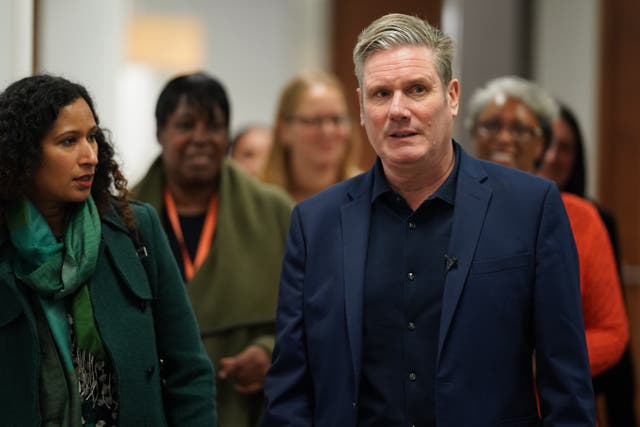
[163, 189, 218, 281]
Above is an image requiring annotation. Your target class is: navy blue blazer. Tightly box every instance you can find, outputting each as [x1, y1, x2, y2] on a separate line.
[262, 145, 595, 427]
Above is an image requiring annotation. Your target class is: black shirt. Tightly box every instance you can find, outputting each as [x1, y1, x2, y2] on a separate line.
[358, 145, 459, 427]
[161, 209, 205, 281]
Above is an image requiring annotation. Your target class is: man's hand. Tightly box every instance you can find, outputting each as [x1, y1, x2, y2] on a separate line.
[218, 345, 271, 394]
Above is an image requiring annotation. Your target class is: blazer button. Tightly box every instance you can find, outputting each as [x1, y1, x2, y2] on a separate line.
[146, 365, 155, 378]
[139, 299, 147, 311]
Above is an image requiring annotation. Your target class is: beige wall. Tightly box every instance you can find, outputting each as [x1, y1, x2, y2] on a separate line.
[532, 0, 600, 199]
[10, 1, 600, 188]
[0, 0, 34, 88]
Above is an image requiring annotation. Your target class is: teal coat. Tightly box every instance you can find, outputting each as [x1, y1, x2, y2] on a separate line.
[0, 202, 216, 426]
[133, 158, 293, 427]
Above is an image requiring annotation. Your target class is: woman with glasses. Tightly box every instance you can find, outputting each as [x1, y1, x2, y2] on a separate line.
[467, 76, 628, 379]
[262, 70, 361, 202]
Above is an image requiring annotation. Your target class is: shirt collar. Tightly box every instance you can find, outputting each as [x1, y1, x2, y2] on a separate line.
[434, 143, 459, 206]
[370, 142, 460, 206]
[371, 157, 391, 204]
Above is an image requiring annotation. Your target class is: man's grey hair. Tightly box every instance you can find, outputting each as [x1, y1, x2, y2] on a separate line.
[466, 76, 559, 146]
[352, 13, 455, 88]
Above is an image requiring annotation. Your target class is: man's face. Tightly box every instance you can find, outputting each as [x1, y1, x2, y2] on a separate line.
[358, 45, 459, 171]
[473, 96, 543, 173]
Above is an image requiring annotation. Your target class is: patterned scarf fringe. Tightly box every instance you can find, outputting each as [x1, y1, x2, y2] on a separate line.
[75, 348, 117, 410]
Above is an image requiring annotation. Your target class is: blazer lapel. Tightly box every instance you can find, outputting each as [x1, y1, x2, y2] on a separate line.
[98, 220, 152, 301]
[437, 152, 492, 363]
[340, 170, 373, 397]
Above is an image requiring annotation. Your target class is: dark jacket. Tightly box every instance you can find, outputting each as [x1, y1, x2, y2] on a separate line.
[262, 144, 595, 426]
[0, 201, 216, 426]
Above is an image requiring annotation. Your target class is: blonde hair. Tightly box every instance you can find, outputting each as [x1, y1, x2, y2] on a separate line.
[263, 70, 361, 193]
[353, 13, 454, 88]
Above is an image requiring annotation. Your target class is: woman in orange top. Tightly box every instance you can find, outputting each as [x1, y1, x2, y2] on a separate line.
[468, 76, 628, 375]
[540, 104, 636, 425]
[561, 192, 628, 375]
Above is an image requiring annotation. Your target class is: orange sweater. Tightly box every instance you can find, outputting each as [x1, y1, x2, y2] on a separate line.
[562, 193, 628, 376]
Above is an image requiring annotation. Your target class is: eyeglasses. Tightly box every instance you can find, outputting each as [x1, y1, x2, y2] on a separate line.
[288, 115, 350, 129]
[475, 120, 542, 142]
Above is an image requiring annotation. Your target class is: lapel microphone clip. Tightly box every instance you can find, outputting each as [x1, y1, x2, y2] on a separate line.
[445, 254, 458, 272]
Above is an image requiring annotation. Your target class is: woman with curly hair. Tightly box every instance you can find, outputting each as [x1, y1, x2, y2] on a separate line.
[0, 75, 216, 426]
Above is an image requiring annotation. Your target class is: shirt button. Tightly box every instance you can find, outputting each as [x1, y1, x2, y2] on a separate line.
[409, 372, 417, 381]
[408, 221, 416, 230]
[407, 272, 415, 281]
[408, 322, 415, 330]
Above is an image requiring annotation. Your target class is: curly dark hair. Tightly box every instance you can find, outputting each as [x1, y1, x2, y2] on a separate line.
[0, 74, 134, 228]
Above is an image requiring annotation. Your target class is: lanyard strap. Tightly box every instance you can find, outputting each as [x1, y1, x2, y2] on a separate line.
[163, 189, 218, 281]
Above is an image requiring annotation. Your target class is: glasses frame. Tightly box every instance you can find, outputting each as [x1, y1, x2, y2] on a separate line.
[475, 119, 542, 143]
[287, 114, 351, 129]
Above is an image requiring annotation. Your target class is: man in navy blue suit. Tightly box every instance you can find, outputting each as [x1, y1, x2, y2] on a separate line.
[262, 13, 595, 427]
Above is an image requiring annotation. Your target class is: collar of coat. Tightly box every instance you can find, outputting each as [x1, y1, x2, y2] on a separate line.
[132, 157, 293, 335]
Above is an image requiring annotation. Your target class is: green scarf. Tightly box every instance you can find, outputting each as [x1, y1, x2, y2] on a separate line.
[5, 196, 106, 395]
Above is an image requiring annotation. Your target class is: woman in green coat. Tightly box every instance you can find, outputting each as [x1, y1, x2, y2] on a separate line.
[133, 72, 293, 426]
[0, 75, 216, 426]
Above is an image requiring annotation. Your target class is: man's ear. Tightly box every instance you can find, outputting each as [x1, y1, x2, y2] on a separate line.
[447, 79, 460, 117]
